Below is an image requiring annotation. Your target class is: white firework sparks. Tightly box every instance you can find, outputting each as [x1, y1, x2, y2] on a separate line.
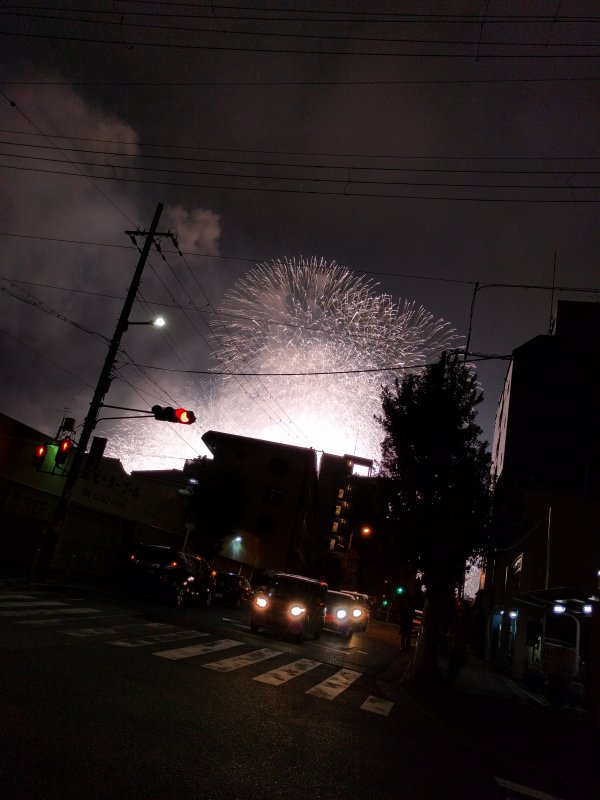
[206, 256, 458, 462]
[108, 257, 458, 472]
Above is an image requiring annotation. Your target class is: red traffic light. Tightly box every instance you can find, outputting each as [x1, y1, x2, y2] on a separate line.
[152, 405, 196, 424]
[33, 443, 47, 469]
[55, 438, 73, 465]
[175, 408, 196, 425]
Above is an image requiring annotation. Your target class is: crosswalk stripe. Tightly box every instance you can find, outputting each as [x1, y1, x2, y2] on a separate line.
[305, 668, 362, 700]
[63, 622, 173, 638]
[202, 647, 282, 672]
[18, 616, 106, 626]
[153, 638, 243, 660]
[254, 658, 321, 685]
[360, 696, 394, 716]
[0, 594, 38, 600]
[0, 600, 68, 608]
[0, 607, 102, 618]
[112, 631, 209, 647]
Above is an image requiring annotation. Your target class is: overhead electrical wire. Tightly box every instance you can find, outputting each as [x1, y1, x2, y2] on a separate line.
[1, 162, 597, 203]
[2, 138, 599, 176]
[2, 128, 598, 164]
[2, 27, 600, 58]
[4, 149, 598, 191]
[37, 0, 598, 25]
[4, 8, 600, 50]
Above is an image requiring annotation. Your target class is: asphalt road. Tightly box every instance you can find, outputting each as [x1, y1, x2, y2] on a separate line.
[0, 585, 594, 800]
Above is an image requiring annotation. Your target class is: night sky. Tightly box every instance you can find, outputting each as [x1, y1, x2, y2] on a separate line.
[1, 2, 598, 473]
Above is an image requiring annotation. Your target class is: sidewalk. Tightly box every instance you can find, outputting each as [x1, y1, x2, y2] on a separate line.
[377, 648, 600, 800]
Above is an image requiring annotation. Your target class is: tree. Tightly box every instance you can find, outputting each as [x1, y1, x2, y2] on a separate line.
[376, 351, 491, 681]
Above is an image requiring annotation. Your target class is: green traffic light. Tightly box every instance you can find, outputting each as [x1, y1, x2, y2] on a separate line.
[395, 586, 405, 595]
[382, 599, 389, 607]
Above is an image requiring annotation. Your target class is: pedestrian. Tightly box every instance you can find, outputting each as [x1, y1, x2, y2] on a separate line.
[399, 603, 415, 651]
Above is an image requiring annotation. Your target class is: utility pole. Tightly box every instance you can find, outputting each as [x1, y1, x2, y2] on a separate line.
[32, 203, 165, 581]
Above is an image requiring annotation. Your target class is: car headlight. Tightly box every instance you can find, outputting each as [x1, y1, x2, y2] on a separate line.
[289, 605, 305, 617]
[336, 609, 347, 620]
[352, 608, 362, 618]
[255, 597, 268, 608]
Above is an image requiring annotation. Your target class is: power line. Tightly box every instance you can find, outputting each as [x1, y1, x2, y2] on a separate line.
[9, 2, 600, 24]
[3, 28, 600, 58]
[127, 353, 508, 377]
[4, 8, 600, 49]
[39, 0, 598, 25]
[2, 162, 598, 203]
[5, 149, 599, 190]
[3, 76, 600, 86]
[3, 127, 598, 163]
[4, 138, 600, 175]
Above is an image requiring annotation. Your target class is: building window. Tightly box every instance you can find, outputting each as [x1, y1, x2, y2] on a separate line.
[335, 504, 342, 516]
[337, 489, 344, 499]
[332, 521, 339, 533]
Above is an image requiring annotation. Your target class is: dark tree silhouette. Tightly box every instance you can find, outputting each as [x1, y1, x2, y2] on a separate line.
[376, 351, 492, 681]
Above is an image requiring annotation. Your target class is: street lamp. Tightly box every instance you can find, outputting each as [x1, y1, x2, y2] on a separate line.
[125, 317, 166, 330]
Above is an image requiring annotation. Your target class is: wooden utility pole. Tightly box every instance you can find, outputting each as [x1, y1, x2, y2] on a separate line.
[32, 203, 165, 581]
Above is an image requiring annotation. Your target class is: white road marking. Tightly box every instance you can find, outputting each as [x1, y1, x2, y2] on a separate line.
[62, 622, 172, 638]
[360, 695, 394, 716]
[0, 607, 102, 617]
[0, 600, 68, 608]
[254, 658, 321, 685]
[203, 647, 282, 672]
[494, 777, 563, 800]
[0, 594, 38, 600]
[18, 616, 106, 626]
[112, 631, 209, 647]
[153, 638, 243, 660]
[305, 668, 362, 700]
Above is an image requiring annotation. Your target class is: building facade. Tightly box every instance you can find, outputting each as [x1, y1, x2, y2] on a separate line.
[487, 301, 600, 701]
[197, 430, 319, 577]
[0, 413, 191, 579]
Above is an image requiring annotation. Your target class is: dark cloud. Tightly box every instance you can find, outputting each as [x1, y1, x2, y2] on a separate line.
[1, 4, 598, 471]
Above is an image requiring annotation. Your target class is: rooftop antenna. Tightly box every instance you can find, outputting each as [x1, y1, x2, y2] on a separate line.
[548, 250, 557, 335]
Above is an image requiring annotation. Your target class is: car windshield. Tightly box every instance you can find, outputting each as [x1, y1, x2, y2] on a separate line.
[327, 593, 350, 609]
[267, 577, 317, 601]
[216, 574, 238, 587]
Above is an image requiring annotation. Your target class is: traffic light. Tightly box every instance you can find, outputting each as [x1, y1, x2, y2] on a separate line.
[33, 443, 47, 470]
[152, 405, 196, 424]
[395, 585, 405, 596]
[55, 438, 73, 465]
[381, 598, 389, 608]
[174, 408, 196, 424]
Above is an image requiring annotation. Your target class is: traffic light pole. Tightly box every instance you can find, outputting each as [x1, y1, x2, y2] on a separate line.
[31, 203, 165, 581]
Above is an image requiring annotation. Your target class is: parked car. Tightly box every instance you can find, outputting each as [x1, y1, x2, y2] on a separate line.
[339, 590, 370, 632]
[214, 572, 254, 608]
[127, 543, 216, 607]
[250, 572, 327, 641]
[324, 590, 367, 638]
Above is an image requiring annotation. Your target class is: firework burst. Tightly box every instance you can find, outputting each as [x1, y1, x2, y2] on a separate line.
[208, 256, 458, 462]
